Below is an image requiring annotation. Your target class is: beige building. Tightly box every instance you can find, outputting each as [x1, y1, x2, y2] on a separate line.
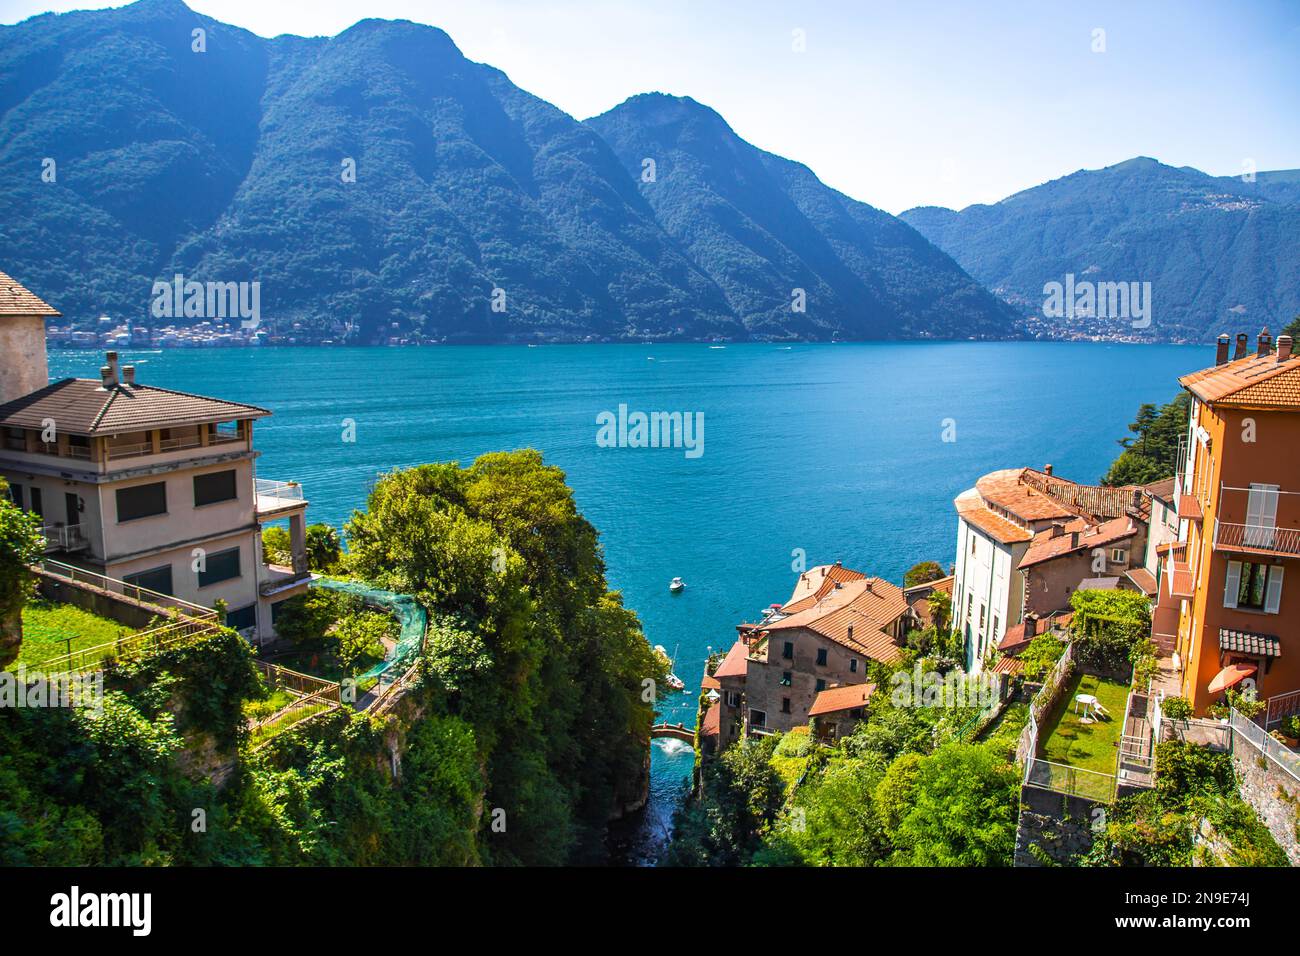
[710, 563, 909, 748]
[0, 272, 310, 639]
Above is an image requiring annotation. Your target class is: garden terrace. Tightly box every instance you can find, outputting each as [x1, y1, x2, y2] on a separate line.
[1027, 672, 1129, 802]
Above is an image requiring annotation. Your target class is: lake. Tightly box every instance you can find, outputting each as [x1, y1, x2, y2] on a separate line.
[48, 341, 1202, 861]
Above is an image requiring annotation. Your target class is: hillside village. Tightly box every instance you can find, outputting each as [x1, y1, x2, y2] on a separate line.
[686, 326, 1300, 866]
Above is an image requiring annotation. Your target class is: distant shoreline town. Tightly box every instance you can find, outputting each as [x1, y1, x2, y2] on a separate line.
[45, 317, 1204, 350]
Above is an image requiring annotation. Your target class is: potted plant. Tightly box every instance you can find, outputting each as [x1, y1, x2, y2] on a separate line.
[1162, 695, 1193, 721]
[1280, 715, 1300, 748]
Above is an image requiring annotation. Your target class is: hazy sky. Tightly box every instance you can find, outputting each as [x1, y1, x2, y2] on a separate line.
[4, 0, 1299, 213]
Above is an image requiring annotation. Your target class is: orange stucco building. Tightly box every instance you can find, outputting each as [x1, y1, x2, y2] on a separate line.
[1158, 329, 1300, 719]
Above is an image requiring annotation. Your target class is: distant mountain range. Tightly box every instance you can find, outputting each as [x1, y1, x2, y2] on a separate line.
[901, 158, 1300, 343]
[0, 0, 1018, 343]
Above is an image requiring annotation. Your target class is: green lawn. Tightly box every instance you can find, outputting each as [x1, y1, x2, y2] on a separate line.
[17, 599, 133, 668]
[1037, 672, 1129, 776]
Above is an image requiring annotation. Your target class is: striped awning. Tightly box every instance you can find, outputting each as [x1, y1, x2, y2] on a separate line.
[1219, 627, 1281, 657]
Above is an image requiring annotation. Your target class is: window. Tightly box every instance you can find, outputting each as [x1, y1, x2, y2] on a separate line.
[725, 690, 741, 708]
[1224, 560, 1284, 613]
[194, 470, 238, 506]
[782, 641, 794, 660]
[30, 487, 43, 519]
[781, 697, 791, 714]
[749, 709, 766, 728]
[7, 483, 21, 508]
[849, 658, 858, 673]
[225, 603, 256, 631]
[815, 647, 828, 666]
[815, 678, 826, 692]
[992, 616, 1000, 639]
[1110, 548, 1127, 564]
[780, 671, 792, 686]
[197, 547, 241, 587]
[124, 565, 174, 596]
[116, 482, 167, 522]
[271, 599, 289, 624]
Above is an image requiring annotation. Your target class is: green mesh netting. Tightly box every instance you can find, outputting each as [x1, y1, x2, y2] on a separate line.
[311, 577, 427, 684]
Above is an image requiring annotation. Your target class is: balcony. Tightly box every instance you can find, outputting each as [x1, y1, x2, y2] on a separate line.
[1163, 543, 1193, 599]
[1213, 519, 1300, 559]
[106, 431, 243, 461]
[259, 562, 312, 598]
[41, 523, 88, 554]
[255, 478, 307, 518]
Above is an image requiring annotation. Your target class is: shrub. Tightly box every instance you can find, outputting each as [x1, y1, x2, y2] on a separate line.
[1161, 696, 1193, 720]
[1019, 635, 1065, 681]
[1282, 715, 1300, 739]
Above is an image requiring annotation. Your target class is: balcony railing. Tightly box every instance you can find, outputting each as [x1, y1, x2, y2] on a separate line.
[255, 478, 306, 516]
[106, 431, 244, 461]
[41, 523, 89, 553]
[1213, 519, 1300, 557]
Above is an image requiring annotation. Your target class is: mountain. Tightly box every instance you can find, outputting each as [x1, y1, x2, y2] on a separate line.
[901, 157, 1300, 343]
[0, 0, 1016, 343]
[586, 94, 1021, 341]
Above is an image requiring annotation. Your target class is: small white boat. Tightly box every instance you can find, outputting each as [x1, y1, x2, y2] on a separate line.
[664, 643, 685, 690]
[669, 576, 685, 592]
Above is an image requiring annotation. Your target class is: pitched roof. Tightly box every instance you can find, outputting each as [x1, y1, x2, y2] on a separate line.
[0, 378, 269, 436]
[955, 488, 1033, 545]
[1180, 347, 1300, 409]
[1142, 477, 1177, 504]
[990, 656, 1025, 676]
[712, 640, 749, 679]
[808, 682, 876, 717]
[700, 702, 720, 737]
[976, 468, 1076, 523]
[782, 564, 867, 612]
[0, 269, 59, 317]
[1018, 514, 1139, 569]
[1124, 567, 1158, 597]
[765, 577, 906, 664]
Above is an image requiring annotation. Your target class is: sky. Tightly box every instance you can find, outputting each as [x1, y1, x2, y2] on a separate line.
[3, 0, 1299, 213]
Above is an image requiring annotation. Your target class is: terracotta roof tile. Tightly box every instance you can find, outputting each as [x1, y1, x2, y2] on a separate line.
[0, 378, 269, 435]
[955, 489, 1033, 545]
[713, 640, 748, 679]
[1019, 514, 1138, 569]
[991, 656, 1025, 675]
[809, 682, 876, 716]
[1180, 347, 1300, 409]
[0, 269, 59, 317]
[976, 468, 1076, 522]
[765, 577, 906, 664]
[782, 564, 867, 612]
[700, 702, 720, 737]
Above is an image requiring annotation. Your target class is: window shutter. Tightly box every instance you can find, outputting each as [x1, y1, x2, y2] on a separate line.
[1223, 561, 1241, 609]
[1265, 566, 1284, 614]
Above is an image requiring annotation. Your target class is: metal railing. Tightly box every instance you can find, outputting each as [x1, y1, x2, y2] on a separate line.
[254, 478, 305, 509]
[1213, 519, 1300, 556]
[1024, 757, 1118, 802]
[40, 523, 88, 553]
[36, 558, 217, 621]
[1231, 709, 1300, 783]
[1265, 689, 1300, 730]
[36, 616, 222, 675]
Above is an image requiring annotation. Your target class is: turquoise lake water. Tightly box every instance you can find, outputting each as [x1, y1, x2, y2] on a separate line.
[49, 341, 1202, 861]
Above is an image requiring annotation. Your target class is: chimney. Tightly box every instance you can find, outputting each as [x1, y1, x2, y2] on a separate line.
[1257, 327, 1272, 358]
[122, 365, 136, 386]
[1234, 333, 1249, 360]
[1215, 334, 1230, 365]
[835, 559, 842, 567]
[1050, 521, 1065, 539]
[1278, 335, 1293, 363]
[1044, 463, 1053, 477]
[847, 624, 854, 640]
[102, 351, 120, 388]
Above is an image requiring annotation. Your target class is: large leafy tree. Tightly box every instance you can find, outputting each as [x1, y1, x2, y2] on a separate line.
[345, 450, 664, 864]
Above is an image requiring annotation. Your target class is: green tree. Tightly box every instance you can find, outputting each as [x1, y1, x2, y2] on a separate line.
[889, 742, 1019, 866]
[0, 479, 42, 668]
[333, 609, 394, 671]
[903, 560, 945, 588]
[1102, 392, 1191, 486]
